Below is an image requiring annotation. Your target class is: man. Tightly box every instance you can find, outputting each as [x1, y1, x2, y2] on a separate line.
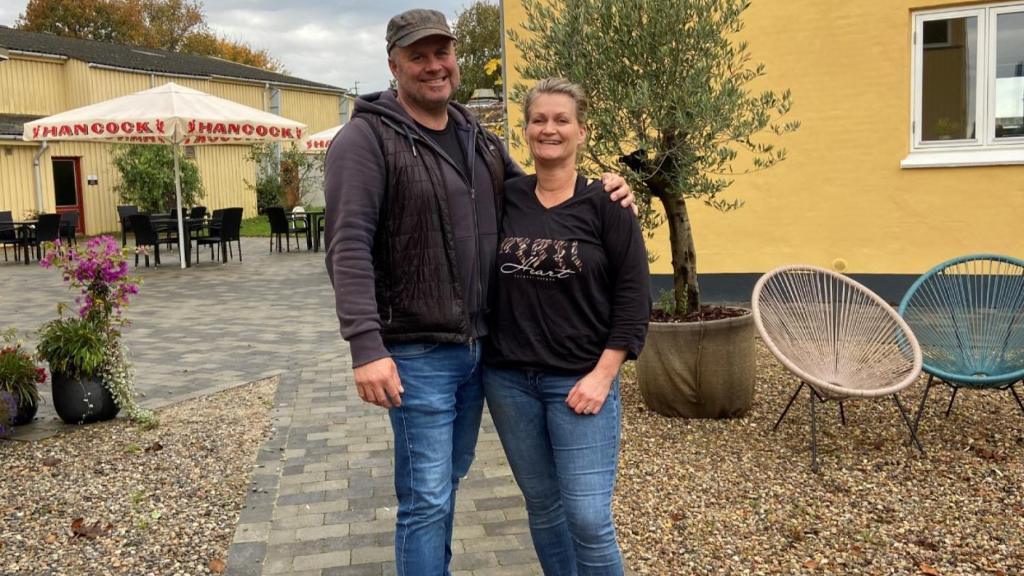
[323, 8, 633, 575]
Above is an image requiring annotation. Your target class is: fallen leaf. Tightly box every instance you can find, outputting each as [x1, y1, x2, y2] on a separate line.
[803, 560, 819, 570]
[974, 447, 1007, 462]
[42, 456, 60, 467]
[920, 563, 941, 576]
[144, 441, 163, 453]
[209, 558, 226, 573]
[44, 534, 58, 544]
[70, 518, 113, 539]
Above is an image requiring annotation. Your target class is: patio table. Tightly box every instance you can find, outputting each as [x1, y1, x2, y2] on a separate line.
[149, 216, 209, 267]
[10, 220, 36, 265]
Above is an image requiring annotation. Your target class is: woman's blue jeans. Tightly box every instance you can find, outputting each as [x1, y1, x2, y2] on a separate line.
[387, 341, 485, 576]
[484, 366, 624, 576]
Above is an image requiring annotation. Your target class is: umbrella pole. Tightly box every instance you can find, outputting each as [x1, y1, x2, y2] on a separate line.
[173, 144, 187, 269]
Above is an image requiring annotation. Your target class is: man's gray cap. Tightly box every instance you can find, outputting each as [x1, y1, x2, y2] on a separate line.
[386, 9, 455, 53]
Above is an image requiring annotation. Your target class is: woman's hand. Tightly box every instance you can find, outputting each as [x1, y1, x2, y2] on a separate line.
[566, 369, 615, 415]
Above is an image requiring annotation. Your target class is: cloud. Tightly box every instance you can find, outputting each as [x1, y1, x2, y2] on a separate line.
[0, 0, 474, 93]
[204, 0, 469, 93]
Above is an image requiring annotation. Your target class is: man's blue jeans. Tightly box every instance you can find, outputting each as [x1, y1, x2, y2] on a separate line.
[386, 341, 484, 576]
[484, 366, 624, 576]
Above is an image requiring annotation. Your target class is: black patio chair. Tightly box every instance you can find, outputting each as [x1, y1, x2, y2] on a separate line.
[117, 205, 139, 247]
[266, 206, 306, 253]
[196, 207, 242, 263]
[189, 206, 208, 219]
[24, 214, 62, 262]
[0, 211, 25, 262]
[59, 211, 79, 246]
[128, 214, 161, 267]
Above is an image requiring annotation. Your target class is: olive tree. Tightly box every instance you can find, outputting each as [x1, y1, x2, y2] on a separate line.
[510, 0, 799, 316]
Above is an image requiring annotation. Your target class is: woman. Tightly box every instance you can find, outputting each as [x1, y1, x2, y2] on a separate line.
[484, 78, 651, 576]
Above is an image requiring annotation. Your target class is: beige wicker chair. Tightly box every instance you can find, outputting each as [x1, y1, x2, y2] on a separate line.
[752, 265, 925, 471]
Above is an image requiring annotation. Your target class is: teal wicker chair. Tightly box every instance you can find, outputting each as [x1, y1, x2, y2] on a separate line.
[898, 254, 1024, 432]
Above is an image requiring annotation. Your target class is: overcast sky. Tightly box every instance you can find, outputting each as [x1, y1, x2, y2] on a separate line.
[0, 0, 474, 93]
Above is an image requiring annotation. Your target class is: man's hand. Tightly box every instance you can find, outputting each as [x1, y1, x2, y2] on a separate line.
[354, 357, 404, 408]
[600, 172, 639, 215]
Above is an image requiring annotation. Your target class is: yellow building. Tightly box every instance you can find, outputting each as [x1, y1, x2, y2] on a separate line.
[0, 25, 350, 235]
[502, 0, 1024, 300]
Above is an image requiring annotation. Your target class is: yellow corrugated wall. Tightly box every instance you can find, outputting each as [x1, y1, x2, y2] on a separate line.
[281, 89, 344, 133]
[0, 145, 43, 220]
[0, 57, 66, 114]
[502, 0, 1024, 275]
[1, 53, 343, 235]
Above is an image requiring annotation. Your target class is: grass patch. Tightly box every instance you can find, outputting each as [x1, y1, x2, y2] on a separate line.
[240, 216, 270, 237]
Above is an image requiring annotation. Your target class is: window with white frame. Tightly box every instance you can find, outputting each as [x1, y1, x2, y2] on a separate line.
[908, 3, 1024, 165]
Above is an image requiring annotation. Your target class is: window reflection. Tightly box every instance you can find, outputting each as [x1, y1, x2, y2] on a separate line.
[921, 17, 977, 141]
[995, 12, 1024, 138]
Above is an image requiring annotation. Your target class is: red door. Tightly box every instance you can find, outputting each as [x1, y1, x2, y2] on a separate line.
[52, 157, 84, 234]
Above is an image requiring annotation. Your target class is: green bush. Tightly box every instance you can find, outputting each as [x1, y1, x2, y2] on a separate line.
[112, 145, 204, 213]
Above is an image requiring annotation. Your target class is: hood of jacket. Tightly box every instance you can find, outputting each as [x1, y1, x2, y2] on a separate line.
[353, 90, 480, 136]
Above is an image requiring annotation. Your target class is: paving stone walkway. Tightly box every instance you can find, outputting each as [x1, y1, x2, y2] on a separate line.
[0, 237, 541, 575]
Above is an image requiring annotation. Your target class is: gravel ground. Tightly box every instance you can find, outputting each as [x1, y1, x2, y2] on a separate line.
[615, 343, 1024, 576]
[0, 378, 277, 576]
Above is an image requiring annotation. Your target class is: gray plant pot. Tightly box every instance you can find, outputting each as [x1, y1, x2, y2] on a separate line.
[637, 310, 756, 418]
[51, 372, 120, 424]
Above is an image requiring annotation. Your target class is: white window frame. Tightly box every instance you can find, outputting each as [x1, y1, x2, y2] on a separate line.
[903, 2, 1024, 168]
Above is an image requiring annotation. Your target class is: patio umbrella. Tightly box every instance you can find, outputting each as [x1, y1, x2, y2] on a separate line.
[301, 123, 344, 153]
[22, 82, 307, 268]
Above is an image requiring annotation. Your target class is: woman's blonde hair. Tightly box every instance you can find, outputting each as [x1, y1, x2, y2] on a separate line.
[523, 77, 588, 125]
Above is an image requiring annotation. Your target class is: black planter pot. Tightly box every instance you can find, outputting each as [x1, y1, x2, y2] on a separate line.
[51, 372, 120, 424]
[12, 399, 38, 426]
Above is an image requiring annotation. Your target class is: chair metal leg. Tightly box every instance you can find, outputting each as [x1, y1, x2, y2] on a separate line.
[237, 240, 242, 262]
[1010, 382, 1024, 416]
[912, 374, 934, 436]
[772, 382, 805, 432]
[839, 401, 847, 426]
[809, 387, 819, 473]
[945, 385, 959, 417]
[893, 394, 925, 455]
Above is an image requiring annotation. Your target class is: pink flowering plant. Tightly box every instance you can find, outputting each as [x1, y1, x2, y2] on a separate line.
[36, 236, 155, 425]
[40, 236, 139, 325]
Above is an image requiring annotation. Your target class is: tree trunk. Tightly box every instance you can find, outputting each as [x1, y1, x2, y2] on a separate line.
[660, 193, 700, 316]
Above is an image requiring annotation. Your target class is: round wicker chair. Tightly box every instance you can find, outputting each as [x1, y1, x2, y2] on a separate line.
[753, 265, 924, 471]
[898, 254, 1024, 432]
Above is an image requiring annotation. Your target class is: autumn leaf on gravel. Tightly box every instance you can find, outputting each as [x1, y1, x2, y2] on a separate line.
[70, 518, 113, 539]
[208, 558, 226, 573]
[44, 534, 58, 544]
[803, 559, 819, 570]
[42, 456, 60, 467]
[973, 447, 1006, 462]
[144, 441, 163, 453]
[919, 563, 941, 575]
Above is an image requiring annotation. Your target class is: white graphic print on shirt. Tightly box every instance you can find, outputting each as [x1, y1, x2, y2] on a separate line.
[498, 236, 583, 281]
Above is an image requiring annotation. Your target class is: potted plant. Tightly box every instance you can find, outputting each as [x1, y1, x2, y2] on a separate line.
[36, 236, 154, 425]
[0, 329, 46, 426]
[512, 0, 799, 417]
